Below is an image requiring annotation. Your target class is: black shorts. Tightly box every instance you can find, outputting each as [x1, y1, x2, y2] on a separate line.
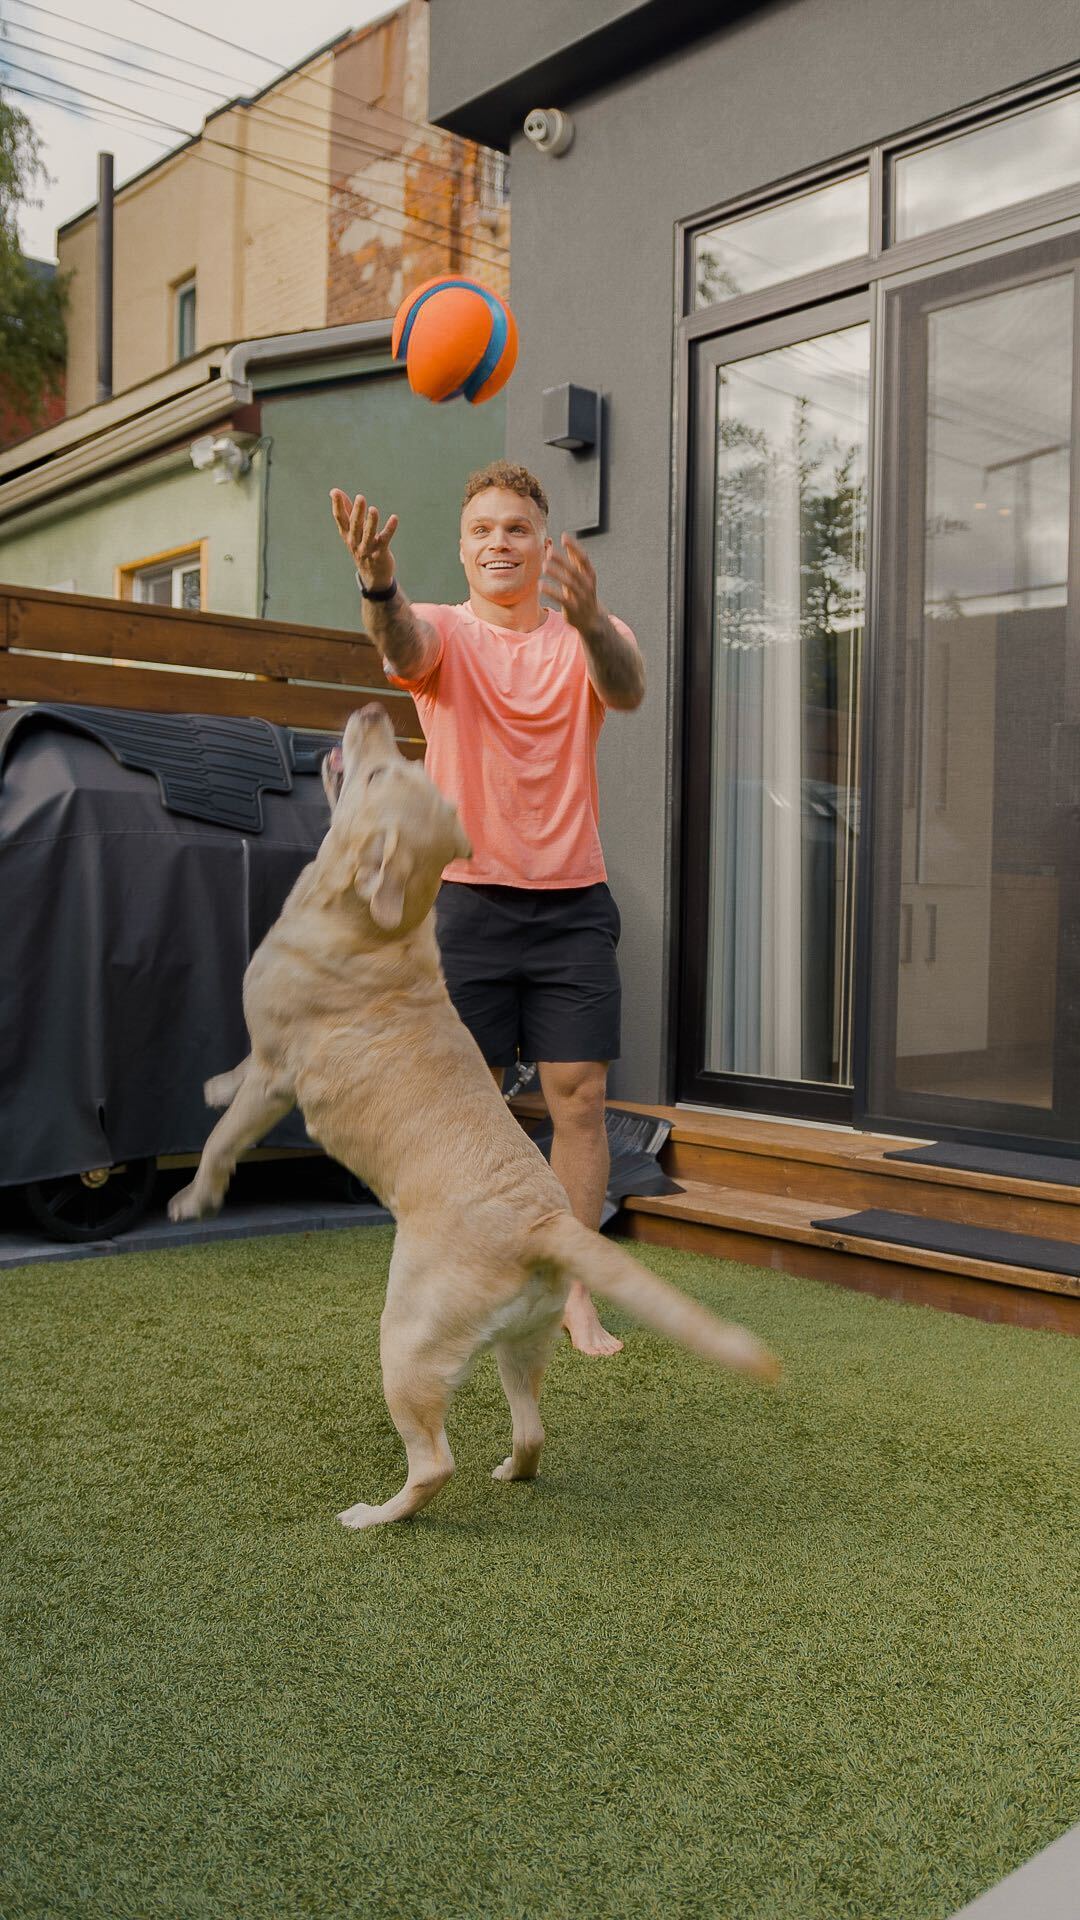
[435, 881, 622, 1068]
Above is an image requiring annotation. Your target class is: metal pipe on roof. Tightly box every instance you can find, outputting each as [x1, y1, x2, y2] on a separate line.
[95, 152, 114, 405]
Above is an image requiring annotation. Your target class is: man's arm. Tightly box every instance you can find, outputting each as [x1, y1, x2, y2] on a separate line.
[329, 488, 440, 682]
[540, 532, 646, 712]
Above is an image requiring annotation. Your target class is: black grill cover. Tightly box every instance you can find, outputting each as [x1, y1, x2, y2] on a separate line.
[0, 707, 336, 1186]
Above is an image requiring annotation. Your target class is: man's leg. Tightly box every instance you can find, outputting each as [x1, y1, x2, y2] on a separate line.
[537, 1058, 623, 1358]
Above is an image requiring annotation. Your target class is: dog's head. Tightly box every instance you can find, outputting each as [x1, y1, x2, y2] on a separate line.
[319, 705, 471, 935]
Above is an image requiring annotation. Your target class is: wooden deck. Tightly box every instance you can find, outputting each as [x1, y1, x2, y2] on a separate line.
[517, 1098, 1080, 1334]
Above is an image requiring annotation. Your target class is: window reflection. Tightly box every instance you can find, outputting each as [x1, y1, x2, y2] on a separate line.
[693, 173, 868, 309]
[894, 274, 1073, 1112]
[706, 326, 869, 1085]
[893, 89, 1080, 240]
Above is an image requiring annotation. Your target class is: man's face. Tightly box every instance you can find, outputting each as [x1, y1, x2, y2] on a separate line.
[459, 487, 550, 607]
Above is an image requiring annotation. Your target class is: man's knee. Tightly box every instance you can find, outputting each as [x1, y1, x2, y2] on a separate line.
[541, 1061, 608, 1133]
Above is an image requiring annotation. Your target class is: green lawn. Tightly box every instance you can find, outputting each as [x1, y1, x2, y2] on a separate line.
[2, 1226, 1077, 1920]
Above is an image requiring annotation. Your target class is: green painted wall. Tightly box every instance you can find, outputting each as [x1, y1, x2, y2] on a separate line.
[0, 362, 506, 630]
[260, 368, 506, 628]
[0, 450, 262, 615]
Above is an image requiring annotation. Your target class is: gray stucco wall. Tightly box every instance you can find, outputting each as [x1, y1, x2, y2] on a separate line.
[472, 0, 1080, 1100]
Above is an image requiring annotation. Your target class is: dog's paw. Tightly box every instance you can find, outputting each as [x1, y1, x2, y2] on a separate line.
[167, 1183, 221, 1223]
[337, 1501, 380, 1530]
[492, 1456, 539, 1482]
[203, 1073, 236, 1108]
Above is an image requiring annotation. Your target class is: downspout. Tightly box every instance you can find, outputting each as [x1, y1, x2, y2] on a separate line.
[96, 152, 114, 404]
[219, 320, 393, 403]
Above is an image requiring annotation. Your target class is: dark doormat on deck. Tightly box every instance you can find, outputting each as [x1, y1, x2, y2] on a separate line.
[811, 1209, 1080, 1278]
[530, 1108, 682, 1230]
[884, 1142, 1080, 1186]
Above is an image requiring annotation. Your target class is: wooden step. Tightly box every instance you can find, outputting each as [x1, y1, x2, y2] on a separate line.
[627, 1104, 1080, 1237]
[621, 1179, 1080, 1335]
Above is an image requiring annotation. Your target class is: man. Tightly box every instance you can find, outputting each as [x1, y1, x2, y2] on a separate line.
[329, 461, 645, 1356]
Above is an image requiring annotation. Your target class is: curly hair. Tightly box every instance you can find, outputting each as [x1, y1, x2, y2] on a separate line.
[461, 460, 548, 520]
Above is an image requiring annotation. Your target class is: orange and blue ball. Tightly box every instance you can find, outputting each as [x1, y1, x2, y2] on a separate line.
[391, 278, 518, 405]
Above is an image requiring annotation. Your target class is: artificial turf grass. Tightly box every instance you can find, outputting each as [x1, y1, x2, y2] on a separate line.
[1, 1228, 1077, 1920]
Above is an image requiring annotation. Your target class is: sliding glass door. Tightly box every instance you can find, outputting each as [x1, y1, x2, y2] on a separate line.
[865, 232, 1080, 1148]
[679, 300, 870, 1116]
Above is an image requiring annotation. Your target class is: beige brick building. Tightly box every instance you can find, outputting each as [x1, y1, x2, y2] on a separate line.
[58, 1, 510, 414]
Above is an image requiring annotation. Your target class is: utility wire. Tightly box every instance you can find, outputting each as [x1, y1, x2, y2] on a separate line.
[6, 7, 508, 203]
[0, 58, 505, 268]
[121, 0, 479, 155]
[6, 0, 256, 90]
[0, 52, 506, 264]
[3, 77, 176, 147]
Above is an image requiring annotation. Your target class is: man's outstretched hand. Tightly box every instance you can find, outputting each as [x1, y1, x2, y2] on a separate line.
[540, 531, 603, 638]
[542, 530, 645, 711]
[330, 490, 399, 593]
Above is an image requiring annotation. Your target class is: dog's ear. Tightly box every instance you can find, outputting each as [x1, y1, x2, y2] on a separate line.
[354, 827, 411, 931]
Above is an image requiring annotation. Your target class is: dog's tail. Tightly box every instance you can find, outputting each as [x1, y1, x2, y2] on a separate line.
[529, 1212, 780, 1383]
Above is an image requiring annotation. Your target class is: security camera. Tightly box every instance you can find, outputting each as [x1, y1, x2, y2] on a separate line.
[523, 107, 573, 156]
[189, 432, 253, 483]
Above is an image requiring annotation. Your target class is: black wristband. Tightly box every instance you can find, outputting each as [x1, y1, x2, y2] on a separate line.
[357, 571, 398, 603]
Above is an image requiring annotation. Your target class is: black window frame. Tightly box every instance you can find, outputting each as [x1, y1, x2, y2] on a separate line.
[668, 61, 1080, 1120]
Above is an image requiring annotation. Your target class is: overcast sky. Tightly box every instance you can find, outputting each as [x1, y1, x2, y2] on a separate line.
[0, 0, 399, 260]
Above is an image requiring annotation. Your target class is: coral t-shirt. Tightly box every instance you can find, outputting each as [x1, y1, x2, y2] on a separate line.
[385, 601, 636, 888]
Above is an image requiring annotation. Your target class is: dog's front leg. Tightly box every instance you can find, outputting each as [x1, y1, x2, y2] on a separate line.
[168, 1068, 294, 1221]
[203, 1055, 251, 1109]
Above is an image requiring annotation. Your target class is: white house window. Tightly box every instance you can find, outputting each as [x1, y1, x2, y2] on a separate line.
[175, 275, 197, 360]
[477, 149, 510, 214]
[124, 550, 203, 609]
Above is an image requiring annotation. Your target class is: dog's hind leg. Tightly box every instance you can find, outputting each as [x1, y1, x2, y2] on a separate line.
[338, 1338, 458, 1530]
[168, 1066, 294, 1221]
[491, 1330, 558, 1483]
[339, 1244, 466, 1530]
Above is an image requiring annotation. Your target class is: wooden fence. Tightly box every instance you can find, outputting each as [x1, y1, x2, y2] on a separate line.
[0, 584, 423, 750]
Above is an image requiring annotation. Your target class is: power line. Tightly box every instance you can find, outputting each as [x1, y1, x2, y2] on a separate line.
[5, 0, 255, 90]
[1, 50, 503, 266]
[1, 27, 234, 109]
[2, 77, 175, 148]
[6, 5, 508, 204]
[121, 0, 480, 156]
[0, 56, 505, 265]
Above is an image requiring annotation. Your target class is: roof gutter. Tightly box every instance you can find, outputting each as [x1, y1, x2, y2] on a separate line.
[0, 320, 396, 525]
[219, 319, 393, 401]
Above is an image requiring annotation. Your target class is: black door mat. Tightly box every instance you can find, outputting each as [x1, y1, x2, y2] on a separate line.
[811, 1209, 1080, 1278]
[884, 1142, 1080, 1187]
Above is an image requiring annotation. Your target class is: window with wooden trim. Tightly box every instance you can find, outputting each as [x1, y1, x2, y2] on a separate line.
[116, 544, 205, 610]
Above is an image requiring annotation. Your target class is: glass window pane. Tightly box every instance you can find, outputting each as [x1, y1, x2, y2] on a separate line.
[693, 174, 869, 310]
[892, 275, 1073, 1114]
[893, 89, 1080, 242]
[706, 324, 869, 1085]
[178, 565, 201, 610]
[176, 282, 196, 359]
[134, 569, 172, 606]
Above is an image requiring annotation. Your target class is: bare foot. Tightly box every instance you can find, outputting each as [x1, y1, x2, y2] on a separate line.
[561, 1281, 623, 1357]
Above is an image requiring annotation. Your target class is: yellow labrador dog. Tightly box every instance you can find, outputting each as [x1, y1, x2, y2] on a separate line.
[169, 705, 778, 1528]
